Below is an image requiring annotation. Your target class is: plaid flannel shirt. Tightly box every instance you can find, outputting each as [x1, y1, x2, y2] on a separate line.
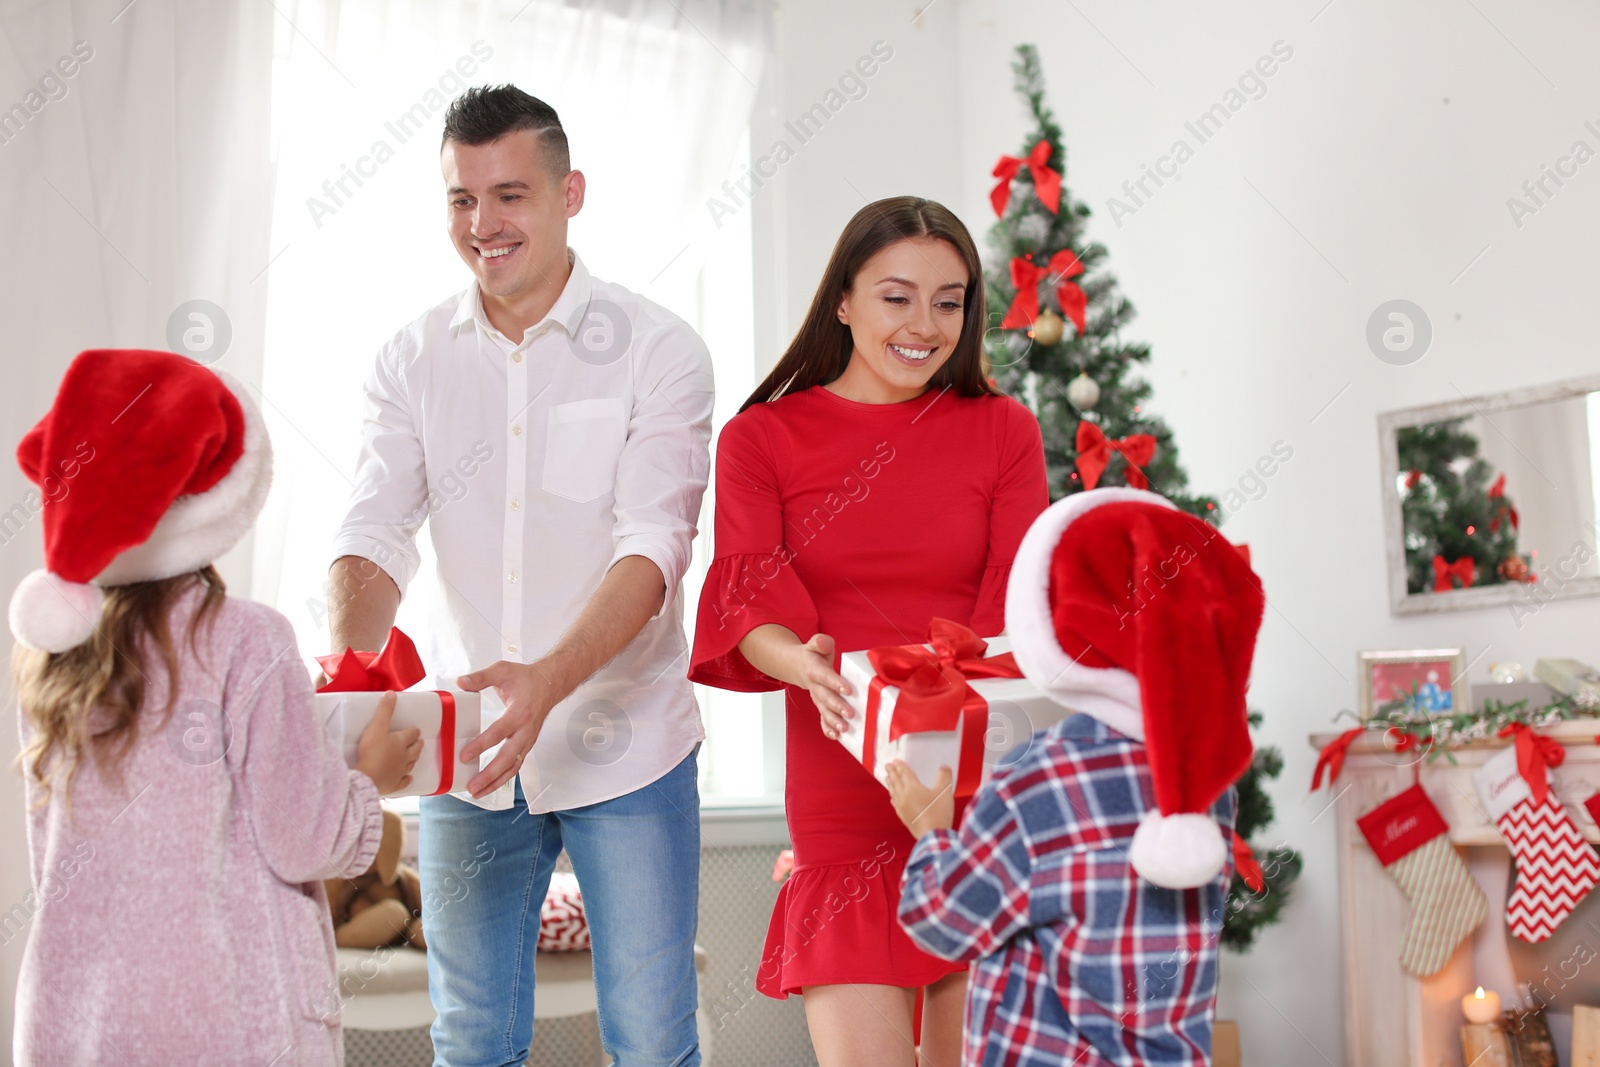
[898, 713, 1236, 1066]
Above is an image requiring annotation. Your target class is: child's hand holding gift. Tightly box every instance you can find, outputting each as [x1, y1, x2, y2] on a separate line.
[886, 760, 955, 838]
[355, 691, 424, 796]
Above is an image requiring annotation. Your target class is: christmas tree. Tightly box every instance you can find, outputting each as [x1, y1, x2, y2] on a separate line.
[983, 46, 1217, 518]
[984, 44, 1298, 950]
[1397, 419, 1533, 593]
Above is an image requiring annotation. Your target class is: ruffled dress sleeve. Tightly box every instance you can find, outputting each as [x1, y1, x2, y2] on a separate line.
[690, 408, 820, 691]
[970, 397, 1050, 636]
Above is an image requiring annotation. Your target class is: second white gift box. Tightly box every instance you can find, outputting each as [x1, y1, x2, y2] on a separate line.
[835, 624, 1071, 797]
[318, 689, 482, 800]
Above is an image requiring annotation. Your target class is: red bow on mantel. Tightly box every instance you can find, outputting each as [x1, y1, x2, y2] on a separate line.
[1431, 554, 1476, 592]
[1001, 250, 1087, 335]
[317, 628, 462, 797]
[1075, 421, 1157, 491]
[991, 140, 1062, 216]
[1488, 474, 1520, 532]
[862, 618, 1024, 800]
[1311, 727, 1364, 791]
[1498, 723, 1565, 807]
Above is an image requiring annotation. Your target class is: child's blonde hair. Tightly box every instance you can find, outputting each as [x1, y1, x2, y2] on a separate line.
[13, 566, 226, 806]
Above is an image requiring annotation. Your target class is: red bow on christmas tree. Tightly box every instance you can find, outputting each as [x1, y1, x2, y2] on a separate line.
[1488, 474, 1520, 532]
[1001, 249, 1086, 334]
[990, 140, 1062, 216]
[1431, 554, 1475, 591]
[1075, 421, 1156, 490]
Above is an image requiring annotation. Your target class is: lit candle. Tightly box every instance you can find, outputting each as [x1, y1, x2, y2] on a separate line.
[1462, 986, 1501, 1024]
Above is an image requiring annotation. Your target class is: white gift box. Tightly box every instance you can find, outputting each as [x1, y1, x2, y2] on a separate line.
[836, 636, 1070, 793]
[317, 689, 482, 799]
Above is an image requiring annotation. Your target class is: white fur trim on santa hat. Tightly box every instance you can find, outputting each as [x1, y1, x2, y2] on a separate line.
[1004, 487, 1178, 740]
[94, 371, 273, 587]
[1128, 810, 1228, 889]
[9, 569, 105, 653]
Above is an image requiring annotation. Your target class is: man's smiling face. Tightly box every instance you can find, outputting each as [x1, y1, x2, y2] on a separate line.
[442, 128, 579, 301]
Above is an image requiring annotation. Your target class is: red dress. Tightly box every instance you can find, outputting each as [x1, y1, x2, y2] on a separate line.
[689, 384, 1048, 997]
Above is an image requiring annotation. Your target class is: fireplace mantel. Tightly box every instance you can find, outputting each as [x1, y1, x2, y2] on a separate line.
[1311, 722, 1600, 1067]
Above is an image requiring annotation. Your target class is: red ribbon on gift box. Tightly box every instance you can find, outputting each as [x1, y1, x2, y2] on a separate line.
[859, 618, 1024, 800]
[317, 627, 460, 796]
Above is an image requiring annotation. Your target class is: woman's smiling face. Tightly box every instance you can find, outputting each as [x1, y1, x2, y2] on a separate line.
[831, 236, 970, 404]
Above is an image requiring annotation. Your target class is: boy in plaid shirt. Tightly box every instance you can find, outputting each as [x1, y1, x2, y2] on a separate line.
[887, 489, 1265, 1066]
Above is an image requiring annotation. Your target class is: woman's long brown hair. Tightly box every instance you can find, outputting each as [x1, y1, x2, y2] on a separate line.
[13, 566, 226, 807]
[742, 196, 1000, 411]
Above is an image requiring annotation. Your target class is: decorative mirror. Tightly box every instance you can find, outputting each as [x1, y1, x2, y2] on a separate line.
[1378, 374, 1600, 616]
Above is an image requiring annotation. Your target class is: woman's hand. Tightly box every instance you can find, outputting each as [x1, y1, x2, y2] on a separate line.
[791, 633, 854, 740]
[886, 761, 955, 837]
[354, 691, 424, 796]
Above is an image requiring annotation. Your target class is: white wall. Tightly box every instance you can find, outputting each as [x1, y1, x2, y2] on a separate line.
[757, 0, 1600, 1062]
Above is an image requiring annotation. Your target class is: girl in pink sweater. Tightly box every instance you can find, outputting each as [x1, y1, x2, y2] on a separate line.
[8, 350, 422, 1066]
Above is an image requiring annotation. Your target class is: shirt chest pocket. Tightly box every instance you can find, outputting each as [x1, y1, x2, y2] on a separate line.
[543, 398, 629, 503]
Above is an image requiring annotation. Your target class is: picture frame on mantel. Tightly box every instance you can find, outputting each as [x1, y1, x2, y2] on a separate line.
[1358, 648, 1469, 720]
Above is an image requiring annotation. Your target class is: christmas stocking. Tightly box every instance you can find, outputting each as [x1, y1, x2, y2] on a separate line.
[1357, 783, 1488, 976]
[1474, 743, 1600, 942]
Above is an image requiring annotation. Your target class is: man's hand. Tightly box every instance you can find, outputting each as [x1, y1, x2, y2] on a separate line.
[886, 761, 955, 838]
[457, 661, 561, 799]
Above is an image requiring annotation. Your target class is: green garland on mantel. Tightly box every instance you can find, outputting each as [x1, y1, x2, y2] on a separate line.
[1338, 682, 1597, 762]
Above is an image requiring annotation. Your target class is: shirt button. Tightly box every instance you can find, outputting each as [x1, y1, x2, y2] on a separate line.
[508, 572, 518, 584]
[510, 500, 521, 511]
[507, 643, 518, 655]
[513, 425, 523, 436]
[511, 351, 523, 363]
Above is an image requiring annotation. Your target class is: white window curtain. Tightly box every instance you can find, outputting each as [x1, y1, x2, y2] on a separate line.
[255, 0, 773, 799]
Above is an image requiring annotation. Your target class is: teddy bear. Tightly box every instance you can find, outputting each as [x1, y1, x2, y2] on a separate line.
[324, 808, 426, 950]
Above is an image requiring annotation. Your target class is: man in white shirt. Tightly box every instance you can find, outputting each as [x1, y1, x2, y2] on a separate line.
[328, 85, 713, 1067]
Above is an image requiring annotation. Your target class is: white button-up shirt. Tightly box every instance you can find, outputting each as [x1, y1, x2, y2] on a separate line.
[332, 250, 714, 813]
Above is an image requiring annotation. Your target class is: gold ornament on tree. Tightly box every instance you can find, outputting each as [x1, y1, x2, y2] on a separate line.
[1029, 308, 1064, 346]
[1066, 372, 1100, 411]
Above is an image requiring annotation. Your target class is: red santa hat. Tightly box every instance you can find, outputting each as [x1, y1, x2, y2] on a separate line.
[1005, 487, 1265, 889]
[9, 349, 272, 653]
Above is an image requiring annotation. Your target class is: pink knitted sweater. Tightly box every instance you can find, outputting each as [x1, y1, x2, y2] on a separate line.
[13, 589, 383, 1066]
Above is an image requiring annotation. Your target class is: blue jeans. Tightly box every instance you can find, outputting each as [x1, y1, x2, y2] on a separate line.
[419, 748, 702, 1067]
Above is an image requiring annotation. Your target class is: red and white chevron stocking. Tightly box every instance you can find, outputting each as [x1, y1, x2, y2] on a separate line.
[1474, 744, 1600, 942]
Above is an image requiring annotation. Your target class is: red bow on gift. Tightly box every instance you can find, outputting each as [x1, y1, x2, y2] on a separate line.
[1232, 832, 1265, 894]
[1431, 554, 1475, 592]
[1488, 474, 1520, 532]
[1498, 723, 1565, 807]
[317, 626, 426, 692]
[1075, 421, 1157, 491]
[862, 618, 1024, 800]
[1311, 727, 1364, 791]
[1000, 250, 1086, 335]
[317, 628, 461, 796]
[991, 140, 1062, 216]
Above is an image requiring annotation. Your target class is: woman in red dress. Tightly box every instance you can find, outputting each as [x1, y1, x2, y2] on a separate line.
[690, 196, 1048, 1066]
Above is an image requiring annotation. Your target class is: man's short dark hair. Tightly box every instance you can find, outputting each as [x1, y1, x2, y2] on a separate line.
[441, 85, 570, 175]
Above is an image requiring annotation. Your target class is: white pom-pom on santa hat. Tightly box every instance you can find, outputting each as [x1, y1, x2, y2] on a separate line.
[1128, 811, 1231, 890]
[8, 351, 272, 653]
[1005, 487, 1265, 890]
[8, 570, 105, 654]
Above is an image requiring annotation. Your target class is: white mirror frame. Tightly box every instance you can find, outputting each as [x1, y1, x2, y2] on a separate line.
[1378, 373, 1600, 616]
